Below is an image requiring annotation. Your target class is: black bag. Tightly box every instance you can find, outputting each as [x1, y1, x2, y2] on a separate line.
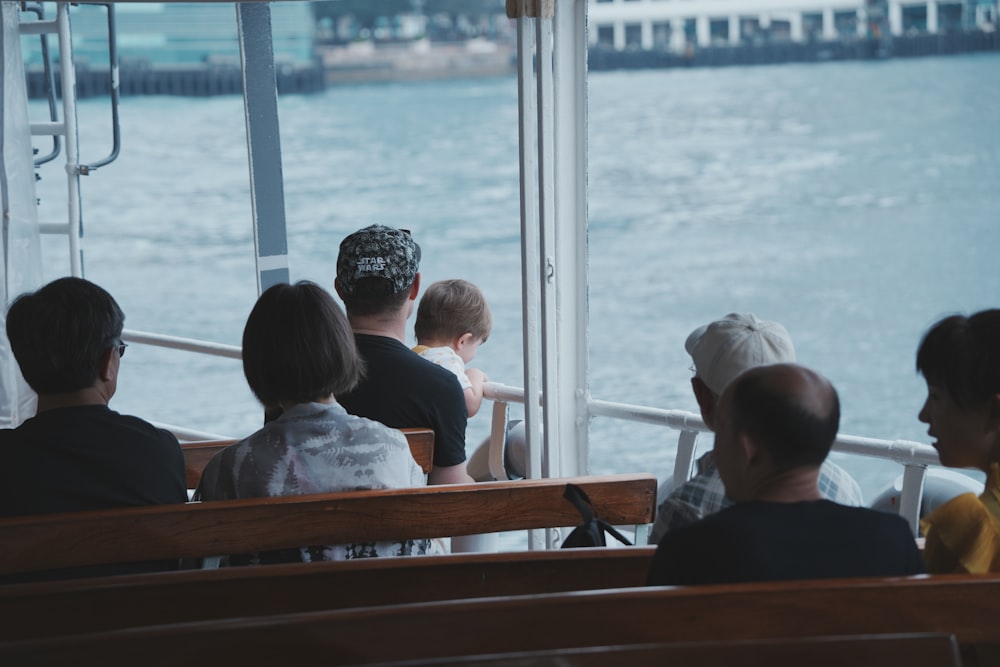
[560, 483, 632, 548]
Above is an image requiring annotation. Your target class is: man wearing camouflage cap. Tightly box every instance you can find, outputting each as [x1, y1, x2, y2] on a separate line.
[335, 225, 472, 485]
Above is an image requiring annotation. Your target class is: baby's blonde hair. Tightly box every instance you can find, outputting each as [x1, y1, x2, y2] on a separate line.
[415, 279, 492, 344]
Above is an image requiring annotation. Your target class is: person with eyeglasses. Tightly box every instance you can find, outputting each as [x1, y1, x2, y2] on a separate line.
[648, 313, 863, 545]
[0, 277, 186, 547]
[647, 363, 924, 585]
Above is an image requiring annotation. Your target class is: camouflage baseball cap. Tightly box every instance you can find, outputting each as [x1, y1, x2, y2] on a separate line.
[336, 225, 421, 296]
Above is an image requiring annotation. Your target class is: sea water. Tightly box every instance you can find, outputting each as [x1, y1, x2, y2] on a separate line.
[29, 52, 1000, 502]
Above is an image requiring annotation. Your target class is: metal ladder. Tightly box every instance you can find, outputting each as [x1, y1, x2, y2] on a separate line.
[18, 1, 121, 278]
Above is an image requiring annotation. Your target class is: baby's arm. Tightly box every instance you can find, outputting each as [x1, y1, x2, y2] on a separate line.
[464, 367, 488, 417]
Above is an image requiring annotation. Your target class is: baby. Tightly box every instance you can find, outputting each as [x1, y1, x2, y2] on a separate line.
[413, 279, 491, 418]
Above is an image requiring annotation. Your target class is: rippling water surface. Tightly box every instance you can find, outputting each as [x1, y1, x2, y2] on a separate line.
[31, 53, 1000, 500]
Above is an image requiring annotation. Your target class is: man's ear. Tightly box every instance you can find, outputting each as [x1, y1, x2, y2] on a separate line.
[739, 432, 761, 466]
[333, 278, 345, 300]
[986, 394, 1000, 463]
[409, 272, 421, 301]
[986, 393, 1000, 433]
[98, 346, 116, 382]
[691, 377, 717, 430]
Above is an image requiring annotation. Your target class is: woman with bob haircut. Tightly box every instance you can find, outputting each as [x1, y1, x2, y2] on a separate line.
[916, 308, 1000, 573]
[195, 281, 436, 562]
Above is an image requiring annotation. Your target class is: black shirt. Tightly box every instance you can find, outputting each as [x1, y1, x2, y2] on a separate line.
[338, 334, 468, 468]
[0, 404, 187, 517]
[647, 499, 926, 586]
[0, 404, 187, 581]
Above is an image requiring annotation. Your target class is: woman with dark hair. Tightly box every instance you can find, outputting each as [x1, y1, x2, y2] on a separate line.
[916, 309, 1000, 573]
[195, 281, 435, 562]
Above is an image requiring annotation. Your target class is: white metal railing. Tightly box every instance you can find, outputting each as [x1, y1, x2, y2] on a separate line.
[122, 329, 241, 442]
[153, 421, 232, 442]
[483, 381, 940, 535]
[119, 332, 940, 535]
[123, 329, 242, 359]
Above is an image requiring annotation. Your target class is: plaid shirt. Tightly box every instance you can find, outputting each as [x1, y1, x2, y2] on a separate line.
[648, 450, 865, 545]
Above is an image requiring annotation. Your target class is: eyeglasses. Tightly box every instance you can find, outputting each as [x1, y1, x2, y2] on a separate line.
[117, 342, 128, 358]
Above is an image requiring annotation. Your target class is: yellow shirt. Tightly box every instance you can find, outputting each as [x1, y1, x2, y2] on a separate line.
[920, 463, 1000, 574]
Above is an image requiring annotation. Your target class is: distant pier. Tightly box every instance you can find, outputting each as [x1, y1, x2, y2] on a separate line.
[591, 28, 999, 71]
[318, 39, 516, 85]
[23, 28, 997, 99]
[25, 63, 326, 99]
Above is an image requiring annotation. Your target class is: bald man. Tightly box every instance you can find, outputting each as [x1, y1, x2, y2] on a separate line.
[647, 364, 925, 586]
[649, 313, 862, 544]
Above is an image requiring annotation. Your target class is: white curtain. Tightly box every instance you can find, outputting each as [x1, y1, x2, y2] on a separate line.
[1, 1, 43, 427]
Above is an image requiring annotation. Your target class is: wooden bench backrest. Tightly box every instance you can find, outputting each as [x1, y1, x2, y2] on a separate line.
[0, 547, 654, 641]
[399, 427, 435, 474]
[0, 575, 990, 665]
[0, 473, 656, 578]
[180, 439, 237, 488]
[369, 634, 962, 667]
[180, 427, 435, 487]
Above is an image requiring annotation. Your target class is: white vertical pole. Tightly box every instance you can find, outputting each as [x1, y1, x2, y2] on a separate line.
[899, 464, 928, 535]
[551, 0, 589, 480]
[641, 20, 653, 49]
[536, 5, 558, 485]
[514, 3, 543, 549]
[236, 2, 290, 294]
[56, 3, 83, 277]
[672, 431, 701, 488]
[729, 15, 741, 44]
[512, 0, 589, 548]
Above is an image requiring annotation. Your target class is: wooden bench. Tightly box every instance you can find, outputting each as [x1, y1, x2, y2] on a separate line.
[180, 427, 436, 487]
[368, 633, 962, 667]
[180, 438, 237, 489]
[0, 472, 656, 580]
[0, 547, 655, 641]
[0, 575, 991, 665]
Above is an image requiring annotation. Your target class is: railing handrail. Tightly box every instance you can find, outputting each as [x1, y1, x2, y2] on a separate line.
[122, 329, 242, 359]
[125, 337, 938, 465]
[483, 381, 940, 535]
[483, 382, 939, 466]
[122, 335, 941, 533]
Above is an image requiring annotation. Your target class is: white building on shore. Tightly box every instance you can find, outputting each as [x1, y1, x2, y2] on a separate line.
[588, 0, 998, 51]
